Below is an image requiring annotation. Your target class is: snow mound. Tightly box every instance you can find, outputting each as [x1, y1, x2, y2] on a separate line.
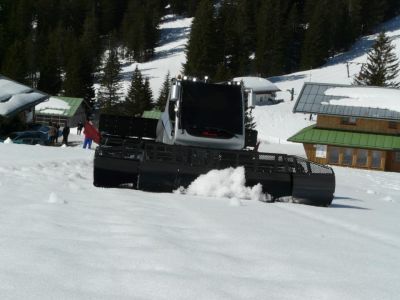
[176, 167, 266, 201]
[3, 137, 13, 144]
[47, 192, 68, 204]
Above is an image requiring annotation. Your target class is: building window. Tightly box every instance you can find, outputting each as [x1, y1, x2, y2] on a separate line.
[357, 149, 368, 167]
[388, 121, 398, 129]
[343, 148, 353, 165]
[395, 152, 400, 162]
[328, 147, 340, 164]
[371, 151, 382, 169]
[341, 117, 357, 125]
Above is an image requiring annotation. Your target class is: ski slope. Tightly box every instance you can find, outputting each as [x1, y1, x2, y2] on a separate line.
[119, 15, 192, 98]
[1, 13, 400, 300]
[1, 143, 400, 300]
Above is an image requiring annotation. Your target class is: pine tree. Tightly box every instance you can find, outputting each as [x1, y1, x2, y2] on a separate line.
[300, 0, 331, 70]
[97, 47, 122, 113]
[156, 71, 170, 110]
[63, 45, 86, 96]
[124, 66, 144, 116]
[143, 77, 154, 110]
[37, 31, 62, 94]
[245, 107, 256, 130]
[255, 0, 275, 76]
[184, 0, 218, 78]
[123, 66, 153, 116]
[1, 40, 27, 84]
[354, 32, 400, 87]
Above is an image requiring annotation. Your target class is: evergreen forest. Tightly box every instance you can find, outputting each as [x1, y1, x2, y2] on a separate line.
[1, 0, 400, 107]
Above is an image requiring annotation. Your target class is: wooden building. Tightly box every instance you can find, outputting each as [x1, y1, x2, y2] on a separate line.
[35, 96, 86, 127]
[288, 82, 400, 172]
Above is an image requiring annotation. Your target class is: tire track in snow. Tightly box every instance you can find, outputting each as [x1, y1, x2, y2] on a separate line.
[274, 203, 400, 250]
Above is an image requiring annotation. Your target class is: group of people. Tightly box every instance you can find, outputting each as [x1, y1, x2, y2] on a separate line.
[48, 122, 70, 146]
[47, 120, 98, 148]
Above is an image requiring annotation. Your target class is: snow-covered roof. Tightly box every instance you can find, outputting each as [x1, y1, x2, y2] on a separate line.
[35, 96, 83, 118]
[0, 75, 48, 117]
[233, 76, 280, 93]
[323, 87, 400, 113]
[294, 82, 400, 120]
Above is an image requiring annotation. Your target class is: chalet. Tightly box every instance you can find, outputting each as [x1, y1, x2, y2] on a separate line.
[35, 96, 86, 127]
[288, 82, 400, 172]
[0, 74, 48, 122]
[233, 76, 281, 107]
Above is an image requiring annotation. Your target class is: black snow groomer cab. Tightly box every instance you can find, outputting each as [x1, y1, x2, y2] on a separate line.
[94, 78, 335, 207]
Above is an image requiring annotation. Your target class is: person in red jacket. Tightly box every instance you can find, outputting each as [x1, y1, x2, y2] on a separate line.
[83, 120, 100, 149]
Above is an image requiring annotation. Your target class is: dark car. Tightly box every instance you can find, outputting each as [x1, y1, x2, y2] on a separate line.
[4, 131, 50, 145]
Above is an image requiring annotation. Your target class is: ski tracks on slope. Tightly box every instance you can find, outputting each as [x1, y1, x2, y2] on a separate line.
[274, 203, 400, 250]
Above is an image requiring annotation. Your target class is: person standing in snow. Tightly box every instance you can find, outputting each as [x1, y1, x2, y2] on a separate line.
[48, 122, 57, 145]
[62, 124, 70, 146]
[54, 123, 60, 144]
[83, 120, 100, 149]
[77, 121, 83, 135]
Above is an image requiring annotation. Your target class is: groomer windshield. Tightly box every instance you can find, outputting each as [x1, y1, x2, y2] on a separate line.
[180, 81, 243, 138]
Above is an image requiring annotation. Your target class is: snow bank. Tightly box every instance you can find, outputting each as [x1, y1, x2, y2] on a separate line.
[323, 87, 400, 113]
[3, 137, 13, 144]
[176, 167, 266, 201]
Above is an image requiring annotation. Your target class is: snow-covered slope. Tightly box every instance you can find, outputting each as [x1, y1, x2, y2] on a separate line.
[1, 143, 400, 300]
[119, 15, 192, 98]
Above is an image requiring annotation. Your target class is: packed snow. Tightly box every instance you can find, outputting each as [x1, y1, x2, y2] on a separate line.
[176, 167, 266, 202]
[2, 12, 400, 300]
[322, 87, 400, 113]
[1, 142, 400, 300]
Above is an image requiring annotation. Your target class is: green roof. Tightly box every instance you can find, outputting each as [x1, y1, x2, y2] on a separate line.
[35, 96, 83, 118]
[288, 125, 400, 151]
[142, 110, 162, 119]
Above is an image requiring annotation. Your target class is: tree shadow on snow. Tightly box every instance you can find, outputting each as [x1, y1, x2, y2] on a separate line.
[158, 27, 190, 47]
[268, 74, 308, 83]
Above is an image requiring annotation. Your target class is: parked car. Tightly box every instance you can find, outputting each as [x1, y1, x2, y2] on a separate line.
[34, 125, 62, 139]
[1, 131, 50, 145]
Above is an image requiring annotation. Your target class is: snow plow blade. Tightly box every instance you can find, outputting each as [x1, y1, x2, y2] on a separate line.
[94, 135, 335, 207]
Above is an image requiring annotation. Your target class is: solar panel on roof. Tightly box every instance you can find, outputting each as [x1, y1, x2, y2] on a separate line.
[293, 82, 400, 120]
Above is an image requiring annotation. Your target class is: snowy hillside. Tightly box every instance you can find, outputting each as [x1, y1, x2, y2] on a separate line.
[119, 15, 192, 98]
[2, 13, 400, 300]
